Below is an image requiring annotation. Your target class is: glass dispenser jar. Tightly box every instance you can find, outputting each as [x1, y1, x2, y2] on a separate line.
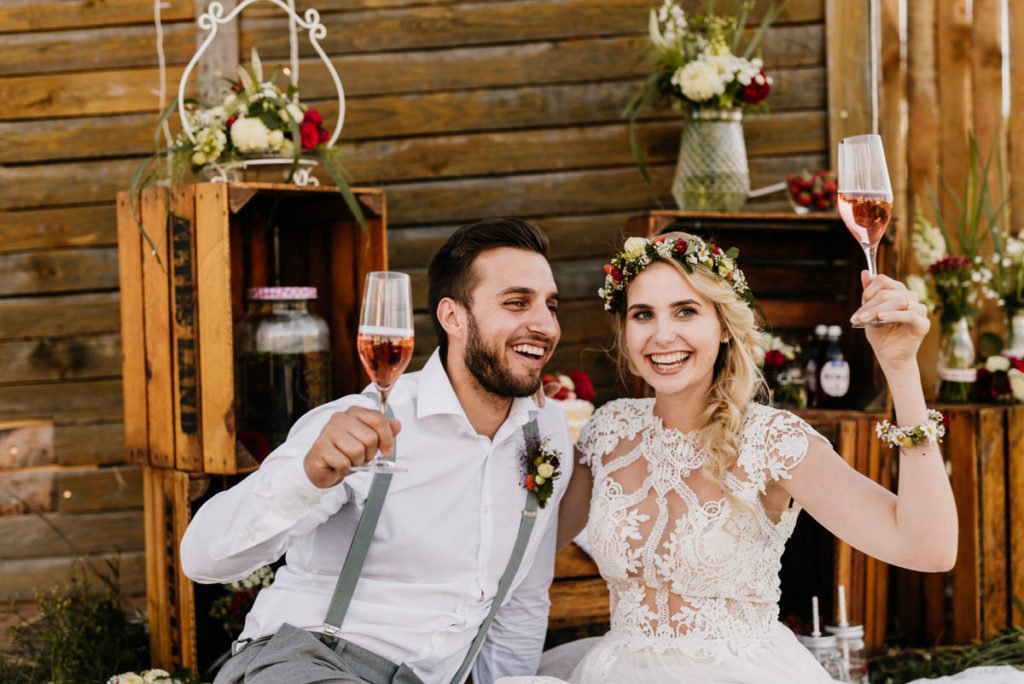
[235, 287, 331, 461]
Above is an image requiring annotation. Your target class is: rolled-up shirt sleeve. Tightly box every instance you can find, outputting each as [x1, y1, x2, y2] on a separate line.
[180, 396, 368, 584]
[471, 511, 557, 683]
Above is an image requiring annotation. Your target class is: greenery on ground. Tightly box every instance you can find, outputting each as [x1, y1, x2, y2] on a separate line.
[0, 558, 149, 684]
[870, 626, 1024, 684]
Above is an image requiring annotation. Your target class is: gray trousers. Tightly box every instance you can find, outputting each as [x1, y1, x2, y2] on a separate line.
[214, 623, 425, 684]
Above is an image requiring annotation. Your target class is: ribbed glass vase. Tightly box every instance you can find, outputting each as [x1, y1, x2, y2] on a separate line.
[671, 108, 750, 212]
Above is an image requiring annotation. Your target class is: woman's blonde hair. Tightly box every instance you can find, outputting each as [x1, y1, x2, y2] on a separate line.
[612, 231, 768, 489]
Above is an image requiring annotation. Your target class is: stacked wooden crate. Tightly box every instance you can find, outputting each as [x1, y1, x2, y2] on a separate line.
[117, 182, 386, 671]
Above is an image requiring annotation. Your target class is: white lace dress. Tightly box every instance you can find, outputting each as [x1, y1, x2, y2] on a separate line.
[566, 398, 836, 684]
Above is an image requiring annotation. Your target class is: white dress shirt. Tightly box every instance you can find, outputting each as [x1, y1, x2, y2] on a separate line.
[180, 349, 572, 684]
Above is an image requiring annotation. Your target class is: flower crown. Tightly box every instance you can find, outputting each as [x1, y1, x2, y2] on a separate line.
[599, 235, 754, 314]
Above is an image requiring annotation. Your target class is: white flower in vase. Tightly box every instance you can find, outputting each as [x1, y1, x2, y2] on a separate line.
[231, 117, 271, 153]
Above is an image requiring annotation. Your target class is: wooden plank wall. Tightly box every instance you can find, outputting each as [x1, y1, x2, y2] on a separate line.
[0, 0, 829, 647]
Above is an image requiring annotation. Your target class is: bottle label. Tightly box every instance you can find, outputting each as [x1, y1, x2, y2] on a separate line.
[821, 361, 850, 397]
[938, 367, 977, 383]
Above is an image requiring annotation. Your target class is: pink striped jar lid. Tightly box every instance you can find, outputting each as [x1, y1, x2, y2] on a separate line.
[247, 286, 318, 300]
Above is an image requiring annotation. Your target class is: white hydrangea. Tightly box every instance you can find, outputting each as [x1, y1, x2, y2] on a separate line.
[911, 219, 947, 269]
[672, 59, 726, 102]
[194, 126, 226, 161]
[986, 355, 1011, 372]
[231, 117, 271, 153]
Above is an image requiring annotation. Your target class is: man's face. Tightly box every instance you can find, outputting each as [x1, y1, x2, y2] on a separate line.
[460, 248, 561, 398]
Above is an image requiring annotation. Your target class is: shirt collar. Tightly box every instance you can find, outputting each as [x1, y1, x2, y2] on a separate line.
[416, 349, 540, 429]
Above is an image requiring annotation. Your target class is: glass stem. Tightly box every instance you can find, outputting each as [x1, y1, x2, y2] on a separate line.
[863, 243, 878, 278]
[378, 387, 391, 457]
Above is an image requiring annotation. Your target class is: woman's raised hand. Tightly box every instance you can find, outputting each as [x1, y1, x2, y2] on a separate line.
[852, 272, 930, 370]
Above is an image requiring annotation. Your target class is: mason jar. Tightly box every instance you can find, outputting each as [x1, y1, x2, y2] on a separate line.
[234, 286, 331, 462]
[797, 633, 849, 681]
[826, 623, 868, 684]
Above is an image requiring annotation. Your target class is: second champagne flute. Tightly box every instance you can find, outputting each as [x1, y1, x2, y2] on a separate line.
[837, 134, 894, 328]
[354, 271, 414, 473]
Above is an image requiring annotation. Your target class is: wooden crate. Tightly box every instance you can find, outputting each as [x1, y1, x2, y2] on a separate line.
[624, 210, 897, 408]
[116, 183, 387, 474]
[893, 403, 1024, 645]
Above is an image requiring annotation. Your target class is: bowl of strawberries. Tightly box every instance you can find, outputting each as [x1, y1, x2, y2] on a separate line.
[786, 169, 837, 214]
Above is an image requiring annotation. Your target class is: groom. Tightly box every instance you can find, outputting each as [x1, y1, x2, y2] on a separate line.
[181, 217, 572, 684]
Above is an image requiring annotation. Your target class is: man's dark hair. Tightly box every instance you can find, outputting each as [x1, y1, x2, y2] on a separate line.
[428, 217, 549, 357]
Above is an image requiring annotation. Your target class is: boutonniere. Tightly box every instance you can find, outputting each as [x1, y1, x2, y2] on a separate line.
[523, 438, 562, 508]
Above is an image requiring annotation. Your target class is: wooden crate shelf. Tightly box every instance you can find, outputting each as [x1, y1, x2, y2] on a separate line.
[117, 183, 387, 475]
[117, 182, 388, 673]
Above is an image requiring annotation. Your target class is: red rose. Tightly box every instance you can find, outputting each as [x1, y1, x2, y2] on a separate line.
[568, 369, 596, 402]
[524, 474, 536, 491]
[764, 349, 787, 369]
[740, 69, 771, 105]
[674, 240, 687, 254]
[1012, 357, 1024, 372]
[300, 121, 320, 150]
[551, 386, 571, 401]
[303, 108, 323, 127]
[318, 127, 330, 145]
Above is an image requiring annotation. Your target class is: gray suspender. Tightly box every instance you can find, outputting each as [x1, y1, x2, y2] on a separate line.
[321, 400, 541, 684]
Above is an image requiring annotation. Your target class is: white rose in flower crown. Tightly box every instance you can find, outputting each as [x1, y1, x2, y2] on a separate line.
[985, 355, 1011, 373]
[231, 117, 271, 153]
[623, 237, 648, 259]
[1009, 368, 1024, 401]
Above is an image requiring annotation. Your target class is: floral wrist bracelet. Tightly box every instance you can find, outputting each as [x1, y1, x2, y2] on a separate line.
[875, 409, 946, 448]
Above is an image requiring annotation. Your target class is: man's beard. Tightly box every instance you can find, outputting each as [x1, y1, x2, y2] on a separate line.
[464, 313, 543, 398]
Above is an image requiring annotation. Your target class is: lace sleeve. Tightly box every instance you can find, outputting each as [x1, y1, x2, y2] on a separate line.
[575, 399, 636, 467]
[740, 405, 830, 491]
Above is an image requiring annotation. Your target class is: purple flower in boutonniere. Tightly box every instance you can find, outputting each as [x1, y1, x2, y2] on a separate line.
[523, 438, 562, 508]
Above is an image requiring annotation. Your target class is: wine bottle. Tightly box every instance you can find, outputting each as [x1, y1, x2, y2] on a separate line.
[817, 325, 850, 408]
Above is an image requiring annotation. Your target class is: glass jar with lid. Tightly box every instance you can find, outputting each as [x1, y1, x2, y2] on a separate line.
[234, 286, 332, 461]
[797, 633, 850, 681]
[826, 623, 867, 684]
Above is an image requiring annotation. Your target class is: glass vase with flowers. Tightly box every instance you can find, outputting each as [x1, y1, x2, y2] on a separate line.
[623, 0, 787, 212]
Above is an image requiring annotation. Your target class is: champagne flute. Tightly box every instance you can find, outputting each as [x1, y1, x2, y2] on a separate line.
[353, 271, 414, 473]
[837, 134, 894, 328]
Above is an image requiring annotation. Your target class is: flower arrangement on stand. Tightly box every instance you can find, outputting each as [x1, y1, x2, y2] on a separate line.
[132, 44, 365, 258]
[623, 0, 788, 212]
[908, 208, 989, 402]
[758, 332, 806, 408]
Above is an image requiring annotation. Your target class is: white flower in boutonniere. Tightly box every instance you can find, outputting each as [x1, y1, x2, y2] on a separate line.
[523, 438, 562, 508]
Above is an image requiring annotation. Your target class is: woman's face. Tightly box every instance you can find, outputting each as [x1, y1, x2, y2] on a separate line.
[624, 262, 726, 400]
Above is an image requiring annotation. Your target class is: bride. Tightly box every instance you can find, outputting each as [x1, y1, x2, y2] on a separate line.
[546, 233, 957, 683]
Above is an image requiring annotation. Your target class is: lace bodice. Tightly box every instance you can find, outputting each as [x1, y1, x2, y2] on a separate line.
[577, 398, 825, 660]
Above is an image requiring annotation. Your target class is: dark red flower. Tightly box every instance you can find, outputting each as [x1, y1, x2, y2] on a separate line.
[674, 240, 687, 254]
[226, 115, 238, 129]
[318, 127, 330, 145]
[740, 69, 771, 105]
[1012, 357, 1024, 373]
[764, 349, 787, 369]
[568, 369, 596, 402]
[303, 108, 323, 127]
[299, 121, 320, 150]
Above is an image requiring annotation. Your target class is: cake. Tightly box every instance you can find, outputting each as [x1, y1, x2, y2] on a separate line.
[543, 370, 596, 443]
